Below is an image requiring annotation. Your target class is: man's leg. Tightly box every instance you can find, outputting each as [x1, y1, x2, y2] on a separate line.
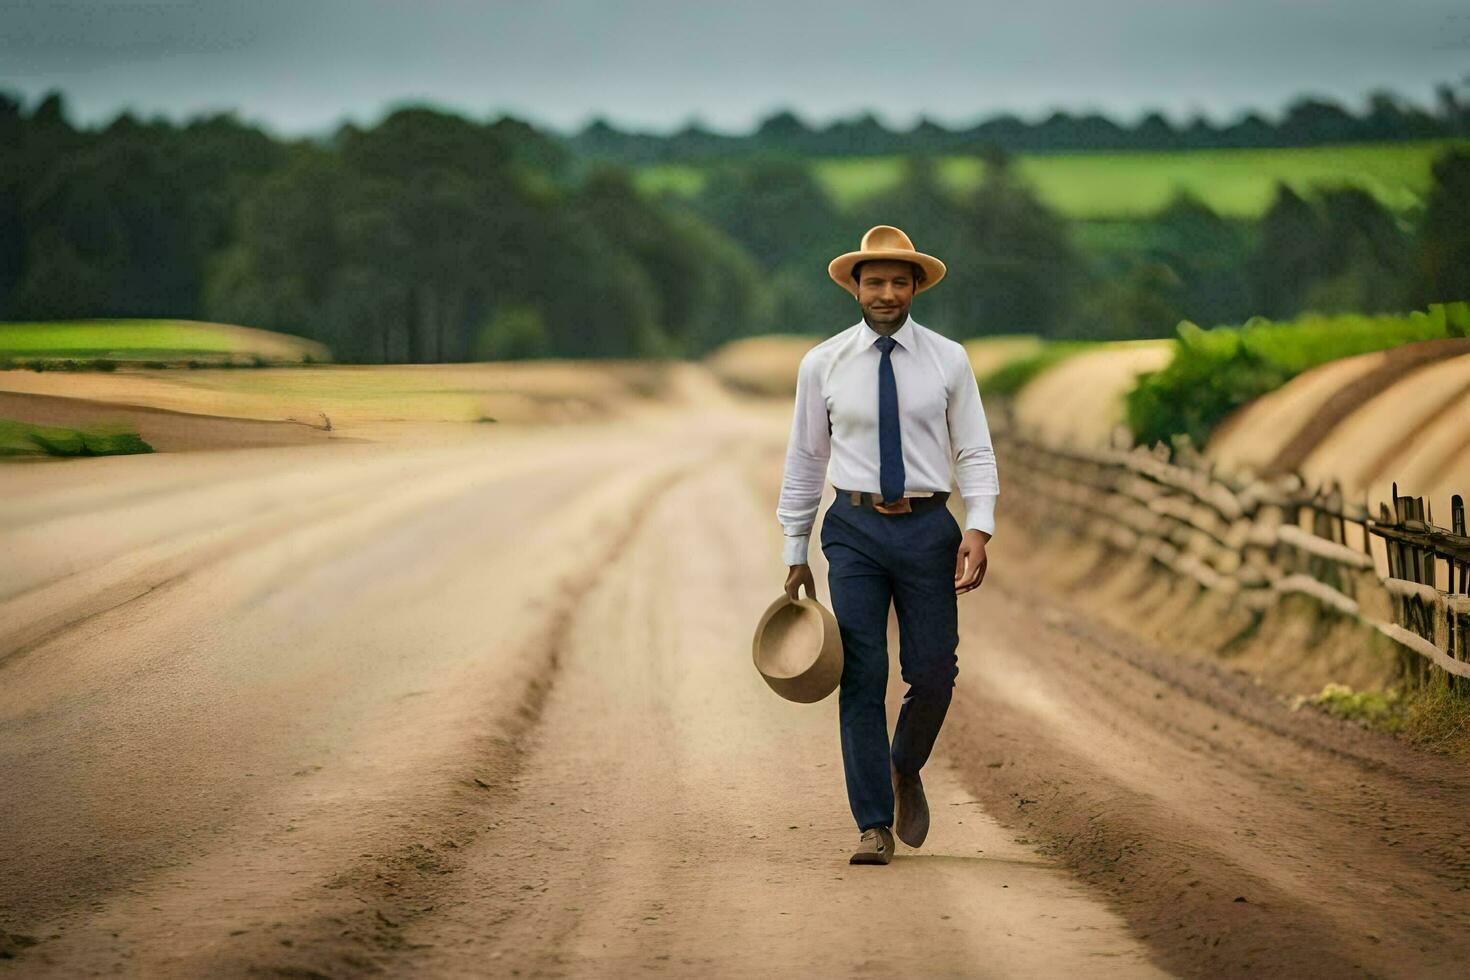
[820, 507, 895, 832]
[889, 506, 962, 778]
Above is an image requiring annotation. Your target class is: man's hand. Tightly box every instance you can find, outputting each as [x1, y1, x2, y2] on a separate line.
[785, 563, 816, 602]
[954, 530, 990, 595]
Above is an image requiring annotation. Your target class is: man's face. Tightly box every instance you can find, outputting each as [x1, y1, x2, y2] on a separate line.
[856, 260, 917, 330]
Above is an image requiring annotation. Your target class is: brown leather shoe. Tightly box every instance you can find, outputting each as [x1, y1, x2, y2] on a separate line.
[892, 761, 930, 848]
[848, 826, 895, 865]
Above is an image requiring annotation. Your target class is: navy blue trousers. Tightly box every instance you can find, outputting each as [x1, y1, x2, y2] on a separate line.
[819, 491, 962, 832]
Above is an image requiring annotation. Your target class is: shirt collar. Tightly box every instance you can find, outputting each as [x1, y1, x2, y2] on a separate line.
[859, 313, 916, 351]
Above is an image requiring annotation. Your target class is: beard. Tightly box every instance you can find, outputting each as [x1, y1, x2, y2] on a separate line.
[864, 303, 907, 325]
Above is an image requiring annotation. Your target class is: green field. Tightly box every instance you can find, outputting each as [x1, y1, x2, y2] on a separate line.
[638, 139, 1470, 218]
[0, 319, 331, 366]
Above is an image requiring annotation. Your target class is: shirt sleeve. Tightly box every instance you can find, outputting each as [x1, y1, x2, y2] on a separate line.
[776, 349, 831, 565]
[947, 345, 1000, 537]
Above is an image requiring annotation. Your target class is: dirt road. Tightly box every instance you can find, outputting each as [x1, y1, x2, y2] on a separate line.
[4, 367, 1469, 977]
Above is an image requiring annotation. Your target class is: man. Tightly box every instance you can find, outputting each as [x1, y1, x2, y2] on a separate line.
[776, 224, 999, 866]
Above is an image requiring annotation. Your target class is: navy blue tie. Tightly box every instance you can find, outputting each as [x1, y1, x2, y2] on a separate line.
[874, 335, 905, 503]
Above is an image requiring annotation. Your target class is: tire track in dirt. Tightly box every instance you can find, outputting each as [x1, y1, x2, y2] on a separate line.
[944, 529, 1470, 979]
[0, 426, 733, 976]
[366, 447, 1166, 979]
[178, 452, 715, 978]
[1, 437, 654, 665]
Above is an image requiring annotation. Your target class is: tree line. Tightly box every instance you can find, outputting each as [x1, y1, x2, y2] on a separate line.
[688, 145, 1470, 344]
[1066, 149, 1470, 340]
[1, 90, 1467, 362]
[0, 92, 766, 362]
[571, 80, 1470, 164]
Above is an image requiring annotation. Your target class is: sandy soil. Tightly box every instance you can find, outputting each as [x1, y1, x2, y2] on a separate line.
[1194, 336, 1470, 589]
[1207, 349, 1391, 478]
[963, 336, 1046, 383]
[1265, 339, 1470, 478]
[703, 335, 818, 397]
[951, 523, 1470, 978]
[4, 366, 1468, 977]
[1300, 351, 1470, 543]
[1206, 339, 1470, 569]
[0, 390, 342, 454]
[0, 370, 1161, 978]
[0, 360, 668, 437]
[1012, 342, 1173, 450]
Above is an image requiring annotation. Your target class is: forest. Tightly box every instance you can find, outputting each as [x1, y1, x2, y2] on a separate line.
[2, 86, 1468, 363]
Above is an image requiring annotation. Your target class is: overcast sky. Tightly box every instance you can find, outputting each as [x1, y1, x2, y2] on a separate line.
[3, 0, 1468, 137]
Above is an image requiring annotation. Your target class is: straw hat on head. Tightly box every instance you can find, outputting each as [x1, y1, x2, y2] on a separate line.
[751, 592, 844, 703]
[828, 224, 947, 298]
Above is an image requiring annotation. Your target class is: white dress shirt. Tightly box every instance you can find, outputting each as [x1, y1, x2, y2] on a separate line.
[776, 313, 1000, 566]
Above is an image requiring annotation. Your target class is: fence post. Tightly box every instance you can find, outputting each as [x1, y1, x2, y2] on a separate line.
[1454, 495, 1467, 596]
[1453, 495, 1467, 688]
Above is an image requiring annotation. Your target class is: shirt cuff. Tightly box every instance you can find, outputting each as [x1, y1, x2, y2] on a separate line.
[962, 493, 997, 537]
[783, 533, 811, 566]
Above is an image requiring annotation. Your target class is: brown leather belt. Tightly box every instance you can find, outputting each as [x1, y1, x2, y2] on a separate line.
[835, 488, 950, 515]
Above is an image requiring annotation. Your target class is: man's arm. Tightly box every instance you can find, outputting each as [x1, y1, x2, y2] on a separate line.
[776, 350, 831, 566]
[947, 347, 999, 539]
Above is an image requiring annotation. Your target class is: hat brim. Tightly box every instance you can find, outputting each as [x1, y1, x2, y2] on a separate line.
[751, 594, 843, 703]
[828, 249, 946, 298]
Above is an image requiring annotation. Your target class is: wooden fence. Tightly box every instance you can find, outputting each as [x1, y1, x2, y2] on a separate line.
[995, 429, 1470, 690]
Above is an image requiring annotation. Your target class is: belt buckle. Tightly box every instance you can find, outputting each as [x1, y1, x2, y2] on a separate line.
[872, 496, 912, 515]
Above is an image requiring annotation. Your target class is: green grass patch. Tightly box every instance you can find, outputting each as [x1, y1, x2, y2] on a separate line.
[1293, 682, 1406, 730]
[1400, 682, 1470, 756]
[637, 139, 1470, 218]
[1124, 301, 1470, 452]
[1069, 219, 1175, 257]
[1294, 680, 1470, 757]
[0, 418, 153, 458]
[0, 319, 329, 367]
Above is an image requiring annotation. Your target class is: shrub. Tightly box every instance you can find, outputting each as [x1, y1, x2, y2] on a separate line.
[1293, 682, 1405, 731]
[10, 420, 154, 457]
[80, 430, 152, 454]
[1125, 301, 1468, 453]
[26, 427, 86, 455]
[474, 305, 550, 361]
